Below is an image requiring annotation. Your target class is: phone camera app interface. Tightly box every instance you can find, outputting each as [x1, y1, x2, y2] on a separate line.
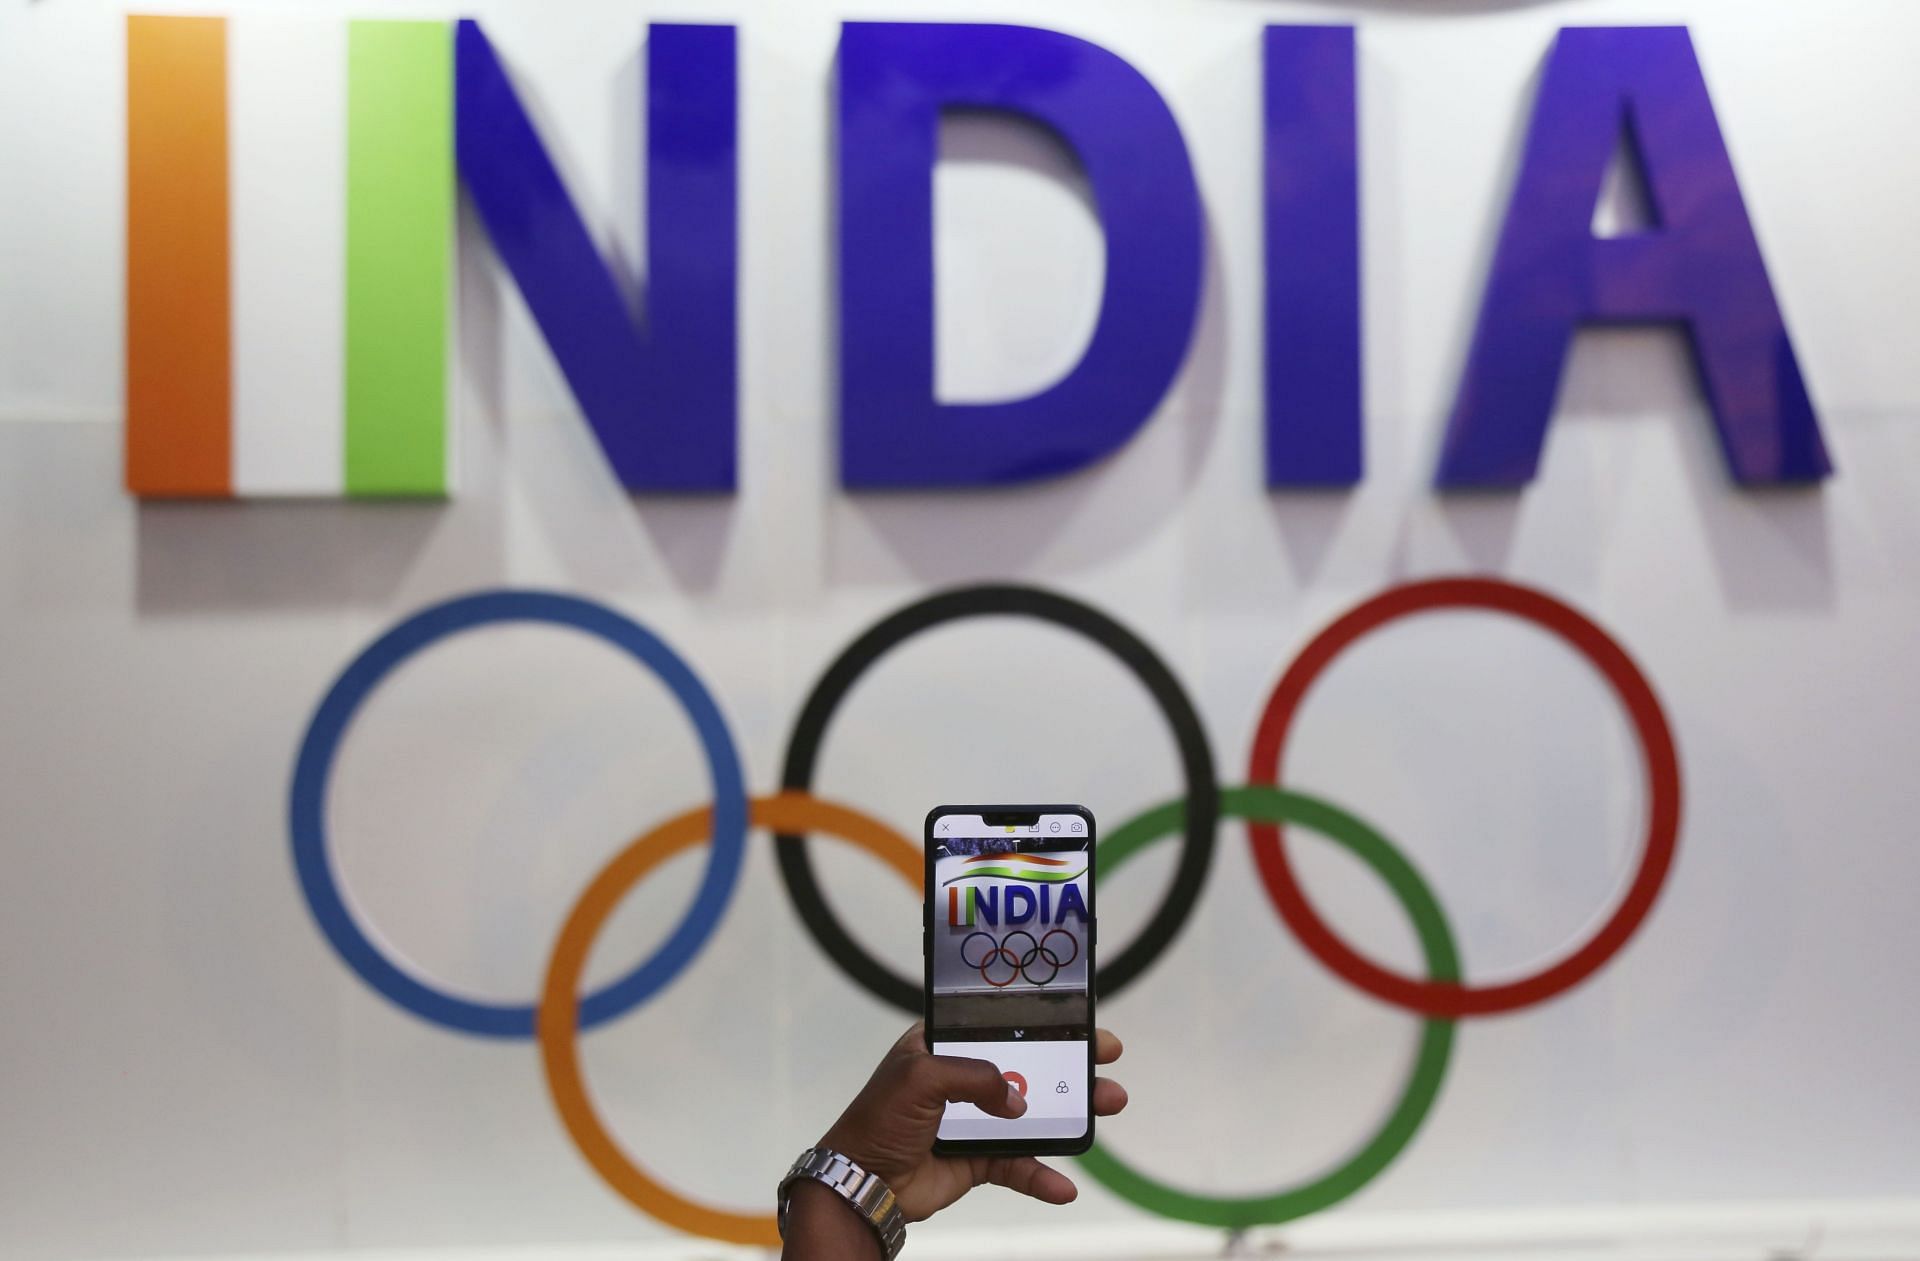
[930, 815, 1090, 1142]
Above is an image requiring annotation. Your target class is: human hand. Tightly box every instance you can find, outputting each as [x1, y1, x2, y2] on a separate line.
[816, 1023, 1128, 1223]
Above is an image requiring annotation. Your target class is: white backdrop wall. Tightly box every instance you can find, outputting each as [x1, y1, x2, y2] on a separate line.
[4, 0, 1920, 1258]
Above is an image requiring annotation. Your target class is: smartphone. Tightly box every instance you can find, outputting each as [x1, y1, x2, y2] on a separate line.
[924, 804, 1095, 1155]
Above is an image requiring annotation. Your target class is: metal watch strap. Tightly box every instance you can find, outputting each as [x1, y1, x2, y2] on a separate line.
[778, 1147, 907, 1260]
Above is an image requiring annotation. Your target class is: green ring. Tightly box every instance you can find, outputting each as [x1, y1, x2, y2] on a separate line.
[1079, 785, 1460, 1229]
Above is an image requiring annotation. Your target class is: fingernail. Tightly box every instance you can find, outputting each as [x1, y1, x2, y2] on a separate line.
[1006, 1085, 1027, 1115]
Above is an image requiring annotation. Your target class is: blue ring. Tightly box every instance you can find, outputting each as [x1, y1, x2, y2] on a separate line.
[289, 590, 748, 1038]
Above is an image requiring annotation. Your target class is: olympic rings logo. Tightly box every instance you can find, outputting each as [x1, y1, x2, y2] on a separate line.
[960, 927, 1082, 987]
[291, 578, 1681, 1241]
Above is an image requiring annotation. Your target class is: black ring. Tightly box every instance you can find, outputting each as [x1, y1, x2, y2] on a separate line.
[958, 931, 997, 970]
[776, 584, 1219, 1014]
[1022, 948, 1061, 987]
[1040, 926, 1080, 970]
[1002, 929, 1042, 968]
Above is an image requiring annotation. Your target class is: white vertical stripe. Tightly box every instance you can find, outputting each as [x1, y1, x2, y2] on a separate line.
[231, 17, 345, 496]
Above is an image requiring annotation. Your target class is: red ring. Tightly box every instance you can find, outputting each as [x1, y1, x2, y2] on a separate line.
[1245, 577, 1681, 1018]
[980, 946, 1020, 988]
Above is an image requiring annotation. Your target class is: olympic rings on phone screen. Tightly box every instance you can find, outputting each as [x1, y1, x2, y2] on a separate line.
[291, 578, 1681, 1239]
[958, 928, 1081, 986]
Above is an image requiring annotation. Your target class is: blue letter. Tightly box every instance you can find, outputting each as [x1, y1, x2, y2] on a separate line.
[1265, 26, 1362, 486]
[1439, 27, 1830, 486]
[456, 21, 737, 491]
[1056, 882, 1088, 925]
[838, 23, 1204, 487]
[1003, 885, 1037, 926]
[976, 885, 999, 927]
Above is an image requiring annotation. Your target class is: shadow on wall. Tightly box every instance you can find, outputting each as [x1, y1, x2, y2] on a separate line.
[1371, 322, 1836, 614]
[476, 36, 736, 598]
[136, 502, 441, 613]
[1258, 41, 1552, 586]
[616, 45, 736, 594]
[133, 197, 509, 617]
[1670, 377, 1834, 615]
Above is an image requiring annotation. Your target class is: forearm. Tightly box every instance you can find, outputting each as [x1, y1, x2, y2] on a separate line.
[780, 1179, 884, 1261]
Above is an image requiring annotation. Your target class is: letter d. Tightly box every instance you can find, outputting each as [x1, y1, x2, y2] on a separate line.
[838, 22, 1203, 487]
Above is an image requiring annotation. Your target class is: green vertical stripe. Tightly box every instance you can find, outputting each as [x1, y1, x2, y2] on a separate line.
[345, 21, 451, 496]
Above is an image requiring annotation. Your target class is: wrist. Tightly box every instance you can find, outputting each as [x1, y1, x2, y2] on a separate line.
[817, 1126, 877, 1174]
[779, 1147, 906, 1260]
[781, 1180, 882, 1261]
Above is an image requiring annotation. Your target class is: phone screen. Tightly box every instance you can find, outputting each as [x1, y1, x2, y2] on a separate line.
[926, 808, 1093, 1146]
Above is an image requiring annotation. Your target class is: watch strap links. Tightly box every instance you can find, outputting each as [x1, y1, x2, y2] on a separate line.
[778, 1147, 907, 1259]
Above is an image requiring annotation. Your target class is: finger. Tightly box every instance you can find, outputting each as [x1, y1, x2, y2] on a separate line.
[921, 1054, 1027, 1118]
[1093, 1076, 1128, 1117]
[1094, 1028, 1123, 1065]
[891, 1022, 927, 1055]
[987, 1156, 1078, 1205]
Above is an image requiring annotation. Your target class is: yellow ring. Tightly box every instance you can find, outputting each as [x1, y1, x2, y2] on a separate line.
[537, 791, 920, 1244]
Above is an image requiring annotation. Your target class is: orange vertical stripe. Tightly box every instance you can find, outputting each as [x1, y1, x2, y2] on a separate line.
[126, 16, 231, 497]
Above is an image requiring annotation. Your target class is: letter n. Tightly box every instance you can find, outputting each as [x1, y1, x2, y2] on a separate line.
[455, 21, 737, 490]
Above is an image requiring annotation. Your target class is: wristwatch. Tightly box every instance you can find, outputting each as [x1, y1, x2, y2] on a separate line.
[778, 1147, 907, 1259]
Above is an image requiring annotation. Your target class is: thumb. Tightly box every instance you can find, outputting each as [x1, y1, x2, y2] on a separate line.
[987, 1155, 1078, 1205]
[920, 1054, 1027, 1118]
